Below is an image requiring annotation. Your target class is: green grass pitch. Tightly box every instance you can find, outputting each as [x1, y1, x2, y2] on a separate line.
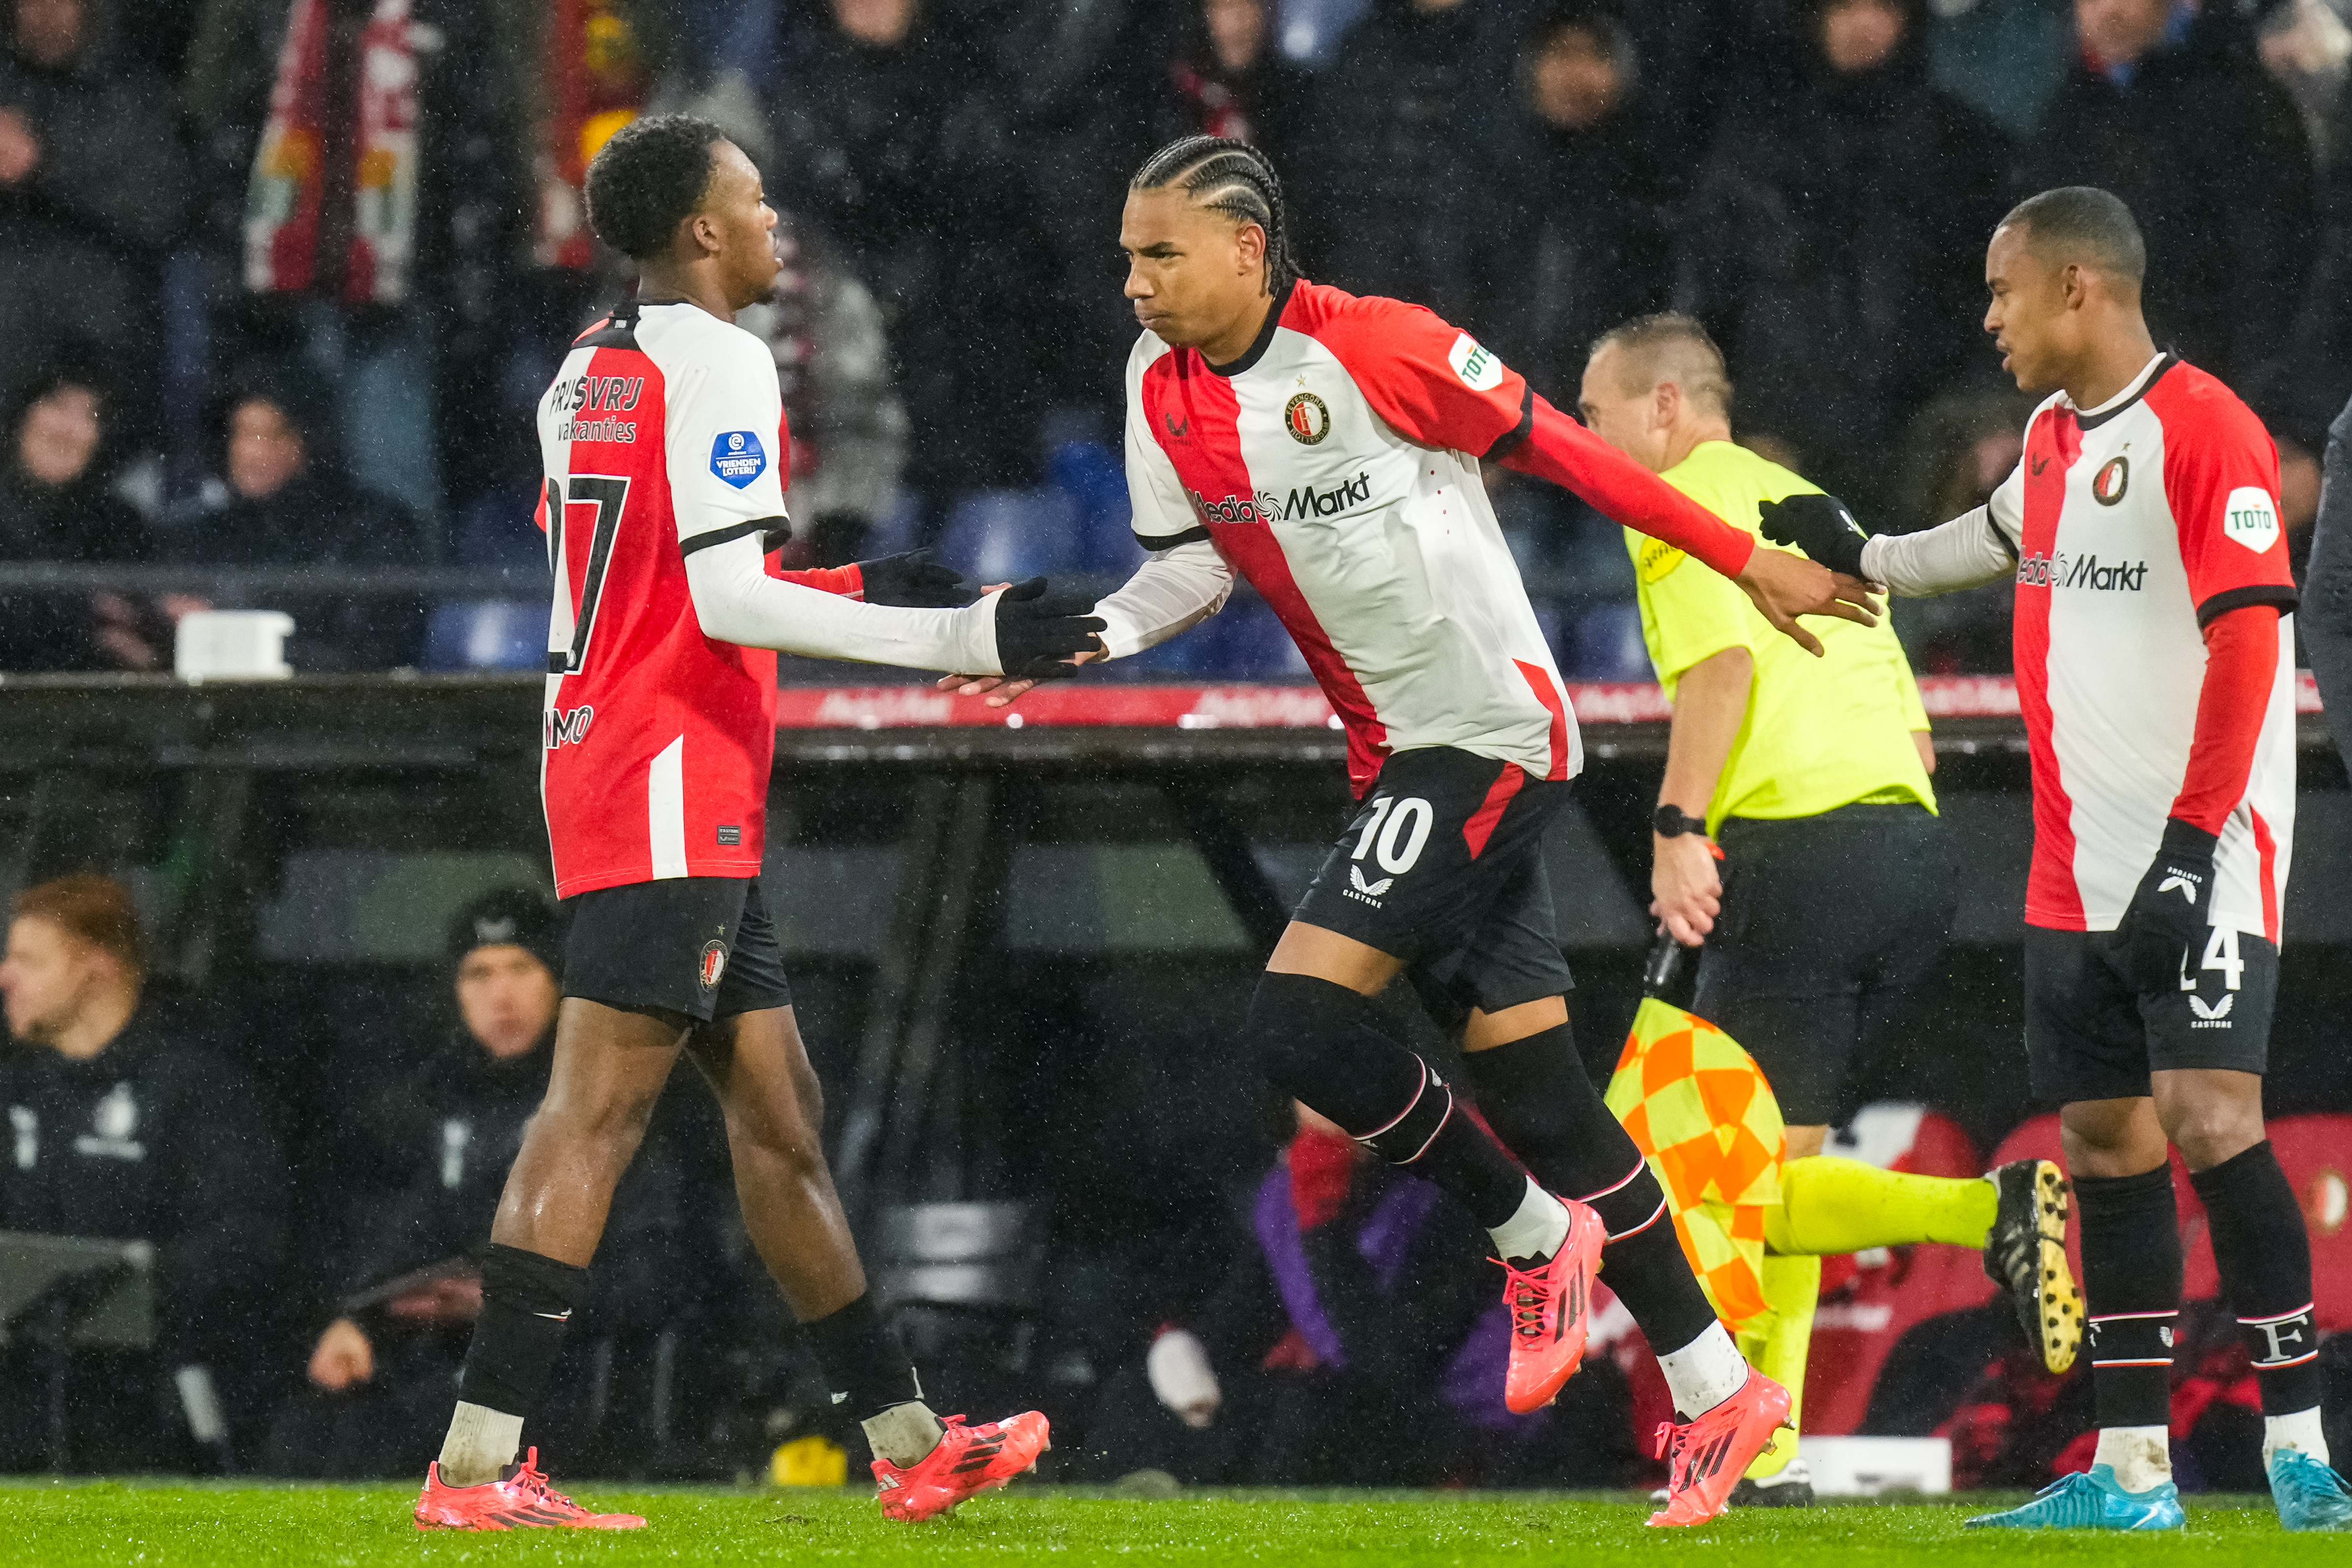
[9, 1482, 2343, 1567]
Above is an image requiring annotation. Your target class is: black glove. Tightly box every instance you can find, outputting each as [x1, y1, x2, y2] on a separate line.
[857, 548, 977, 608]
[1756, 492, 1870, 579]
[991, 577, 1106, 680]
[2115, 817, 2218, 993]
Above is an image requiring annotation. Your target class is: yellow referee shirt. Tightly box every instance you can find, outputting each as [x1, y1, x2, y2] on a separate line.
[1624, 440, 1935, 835]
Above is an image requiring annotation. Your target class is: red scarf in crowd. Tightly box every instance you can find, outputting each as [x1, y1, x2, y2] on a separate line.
[536, 0, 648, 269]
[1171, 63, 1255, 145]
[245, 0, 421, 305]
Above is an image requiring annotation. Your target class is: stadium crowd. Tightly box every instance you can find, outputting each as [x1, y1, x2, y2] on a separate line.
[0, 0, 2347, 677]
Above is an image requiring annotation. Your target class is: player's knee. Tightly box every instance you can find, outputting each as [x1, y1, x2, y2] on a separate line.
[543, 1083, 662, 1170]
[1246, 970, 1367, 1099]
[2159, 1104, 2264, 1172]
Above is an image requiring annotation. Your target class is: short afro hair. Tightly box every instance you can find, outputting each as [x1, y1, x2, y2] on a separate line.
[585, 114, 730, 262]
[1999, 186, 2145, 288]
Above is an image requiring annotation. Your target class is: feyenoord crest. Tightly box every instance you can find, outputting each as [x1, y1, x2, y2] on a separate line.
[2092, 455, 2130, 506]
[698, 940, 728, 991]
[1284, 391, 1331, 446]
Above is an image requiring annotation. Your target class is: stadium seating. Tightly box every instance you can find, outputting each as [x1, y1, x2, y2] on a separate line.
[2260, 1114, 2352, 1332]
[421, 600, 545, 672]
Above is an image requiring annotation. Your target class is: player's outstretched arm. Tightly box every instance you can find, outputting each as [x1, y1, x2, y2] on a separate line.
[1500, 394, 1878, 656]
[684, 531, 1101, 675]
[940, 538, 1233, 707]
[1761, 494, 2020, 600]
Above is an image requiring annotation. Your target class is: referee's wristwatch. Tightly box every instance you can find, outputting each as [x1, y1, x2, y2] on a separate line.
[1651, 804, 1706, 838]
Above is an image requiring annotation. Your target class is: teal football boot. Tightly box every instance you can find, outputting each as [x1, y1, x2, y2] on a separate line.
[1964, 1465, 2186, 1531]
[2269, 1448, 2352, 1532]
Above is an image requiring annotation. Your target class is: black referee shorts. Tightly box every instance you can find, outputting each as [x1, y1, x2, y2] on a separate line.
[1291, 746, 1578, 1029]
[561, 875, 794, 1023]
[1690, 802, 1954, 1127]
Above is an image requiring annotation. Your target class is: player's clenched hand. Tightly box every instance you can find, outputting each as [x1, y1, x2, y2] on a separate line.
[2115, 818, 2217, 993]
[1650, 833, 1722, 947]
[986, 578, 1106, 680]
[1733, 545, 1879, 658]
[857, 548, 977, 608]
[308, 1317, 375, 1390]
[1757, 492, 1870, 580]
[1146, 1328, 1222, 1430]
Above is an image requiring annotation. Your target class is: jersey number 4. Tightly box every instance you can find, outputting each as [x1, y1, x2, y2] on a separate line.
[549, 475, 630, 675]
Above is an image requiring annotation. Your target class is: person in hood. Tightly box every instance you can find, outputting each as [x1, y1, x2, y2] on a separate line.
[0, 365, 167, 672]
[267, 890, 686, 1479]
[163, 360, 429, 671]
[0, 873, 288, 1471]
[1675, 0, 2010, 519]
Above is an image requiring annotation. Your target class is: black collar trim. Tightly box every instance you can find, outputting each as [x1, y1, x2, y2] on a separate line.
[2074, 351, 2176, 432]
[1205, 280, 1297, 378]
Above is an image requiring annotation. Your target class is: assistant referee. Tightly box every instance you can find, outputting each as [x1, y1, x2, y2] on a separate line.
[1577, 313, 1943, 1146]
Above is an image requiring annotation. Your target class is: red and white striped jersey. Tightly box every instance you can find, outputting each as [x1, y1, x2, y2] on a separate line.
[1992, 354, 2298, 938]
[1125, 280, 1576, 794]
[534, 300, 790, 899]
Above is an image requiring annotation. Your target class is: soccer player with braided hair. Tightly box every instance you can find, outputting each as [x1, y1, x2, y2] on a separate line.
[949, 135, 1881, 1526]
[408, 115, 1080, 1532]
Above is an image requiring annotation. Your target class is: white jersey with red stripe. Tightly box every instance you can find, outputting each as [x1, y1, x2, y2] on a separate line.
[1993, 353, 2298, 938]
[535, 299, 792, 899]
[1124, 279, 1576, 794]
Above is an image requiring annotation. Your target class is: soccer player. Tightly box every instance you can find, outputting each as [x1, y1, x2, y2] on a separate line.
[1765, 186, 2350, 1534]
[411, 116, 1100, 1531]
[1576, 313, 2082, 1506]
[952, 135, 1882, 1525]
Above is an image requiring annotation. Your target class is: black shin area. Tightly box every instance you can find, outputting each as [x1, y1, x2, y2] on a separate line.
[457, 1243, 590, 1418]
[2190, 1141, 2322, 1415]
[1462, 1023, 1718, 1352]
[2075, 1165, 2183, 1430]
[801, 1291, 922, 1417]
[1249, 970, 1528, 1229]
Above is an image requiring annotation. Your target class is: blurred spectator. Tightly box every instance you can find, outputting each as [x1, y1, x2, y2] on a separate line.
[0, 0, 192, 423]
[1308, 0, 1498, 315]
[1082, 1108, 1634, 1487]
[734, 210, 910, 566]
[1677, 0, 2010, 517]
[183, 0, 549, 528]
[771, 0, 1064, 524]
[0, 367, 168, 673]
[1921, 0, 2075, 138]
[266, 890, 687, 1479]
[2024, 0, 2316, 389]
[0, 874, 287, 1471]
[1466, 3, 1673, 402]
[2256, 0, 2350, 161]
[1156, 0, 1313, 171]
[2272, 67, 2352, 446]
[163, 362, 429, 671]
[1886, 387, 2036, 673]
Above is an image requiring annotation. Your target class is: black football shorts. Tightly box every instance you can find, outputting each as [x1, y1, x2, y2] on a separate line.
[561, 875, 794, 1023]
[2023, 923, 2277, 1104]
[1292, 746, 1577, 1028]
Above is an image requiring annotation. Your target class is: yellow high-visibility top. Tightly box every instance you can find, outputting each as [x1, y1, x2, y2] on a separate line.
[1624, 440, 1935, 835]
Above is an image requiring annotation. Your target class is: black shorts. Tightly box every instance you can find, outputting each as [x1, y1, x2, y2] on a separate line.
[2023, 924, 2277, 1104]
[1690, 803, 1955, 1127]
[1292, 747, 1576, 1029]
[561, 876, 794, 1023]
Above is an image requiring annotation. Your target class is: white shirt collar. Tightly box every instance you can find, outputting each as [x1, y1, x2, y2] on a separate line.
[2067, 352, 2169, 418]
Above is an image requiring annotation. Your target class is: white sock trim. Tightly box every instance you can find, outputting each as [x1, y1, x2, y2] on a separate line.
[1488, 1176, 1569, 1262]
[1354, 1060, 1430, 1142]
[2263, 1407, 2328, 1469]
[1656, 1322, 1747, 1418]
[862, 1400, 947, 1469]
[438, 1402, 524, 1489]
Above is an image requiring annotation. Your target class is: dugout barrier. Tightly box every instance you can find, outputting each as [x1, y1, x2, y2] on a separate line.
[1, 673, 2348, 1227]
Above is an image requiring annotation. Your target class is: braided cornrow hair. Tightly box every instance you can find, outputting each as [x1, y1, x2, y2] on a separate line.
[1130, 135, 1300, 297]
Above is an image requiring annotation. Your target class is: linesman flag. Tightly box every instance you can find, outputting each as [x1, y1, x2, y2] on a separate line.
[1603, 938, 1786, 1335]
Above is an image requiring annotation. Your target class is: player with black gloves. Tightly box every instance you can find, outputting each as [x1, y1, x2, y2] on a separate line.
[1763, 187, 2345, 1535]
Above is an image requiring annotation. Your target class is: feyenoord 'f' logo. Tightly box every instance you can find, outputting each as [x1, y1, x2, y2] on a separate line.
[1284, 391, 1331, 446]
[698, 940, 728, 991]
[2092, 455, 2130, 506]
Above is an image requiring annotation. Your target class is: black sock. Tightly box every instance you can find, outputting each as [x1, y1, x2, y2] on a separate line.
[2075, 1165, 2182, 1430]
[801, 1291, 921, 1418]
[2190, 1141, 2323, 1416]
[457, 1243, 588, 1417]
[1248, 971, 1529, 1229]
[1463, 1023, 1720, 1354]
